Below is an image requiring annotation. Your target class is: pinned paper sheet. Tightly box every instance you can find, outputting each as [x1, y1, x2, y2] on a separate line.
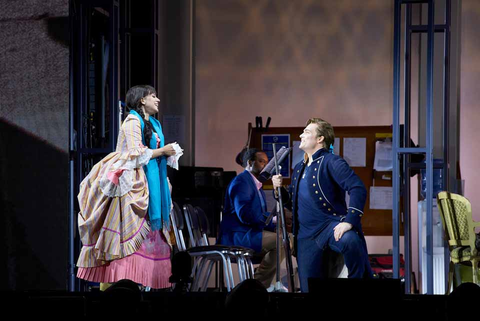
[167, 142, 184, 170]
[369, 186, 393, 210]
[374, 140, 393, 171]
[343, 137, 366, 167]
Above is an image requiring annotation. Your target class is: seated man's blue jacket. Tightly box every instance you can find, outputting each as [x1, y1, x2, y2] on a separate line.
[218, 170, 275, 253]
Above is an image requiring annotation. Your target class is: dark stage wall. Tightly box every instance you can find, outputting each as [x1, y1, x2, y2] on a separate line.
[0, 1, 70, 290]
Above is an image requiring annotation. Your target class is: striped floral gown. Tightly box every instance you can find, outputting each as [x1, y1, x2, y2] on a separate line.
[76, 114, 172, 289]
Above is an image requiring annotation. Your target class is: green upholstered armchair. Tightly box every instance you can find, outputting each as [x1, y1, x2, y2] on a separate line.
[437, 192, 480, 293]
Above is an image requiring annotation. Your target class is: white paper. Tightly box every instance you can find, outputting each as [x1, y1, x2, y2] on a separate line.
[369, 186, 393, 210]
[334, 137, 340, 155]
[374, 140, 393, 171]
[167, 142, 184, 170]
[343, 137, 366, 167]
[292, 141, 304, 168]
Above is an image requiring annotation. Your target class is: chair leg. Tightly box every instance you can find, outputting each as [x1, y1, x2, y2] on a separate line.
[237, 257, 246, 282]
[217, 260, 225, 291]
[201, 260, 215, 291]
[197, 257, 212, 291]
[192, 257, 207, 291]
[226, 256, 235, 289]
[247, 257, 255, 279]
[241, 256, 248, 280]
[191, 256, 202, 283]
[447, 261, 454, 295]
[218, 253, 232, 291]
[190, 257, 200, 291]
[472, 259, 479, 285]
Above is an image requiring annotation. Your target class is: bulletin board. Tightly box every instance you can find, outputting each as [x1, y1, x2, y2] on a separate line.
[250, 126, 402, 236]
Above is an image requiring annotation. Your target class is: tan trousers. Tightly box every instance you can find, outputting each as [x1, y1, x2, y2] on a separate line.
[254, 230, 285, 288]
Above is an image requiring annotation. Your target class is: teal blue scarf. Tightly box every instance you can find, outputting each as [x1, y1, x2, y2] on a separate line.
[130, 110, 171, 230]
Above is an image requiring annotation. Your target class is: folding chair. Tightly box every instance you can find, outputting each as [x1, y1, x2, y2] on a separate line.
[183, 204, 254, 291]
[194, 206, 257, 283]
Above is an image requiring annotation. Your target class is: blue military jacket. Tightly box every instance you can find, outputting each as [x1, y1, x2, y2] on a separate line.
[218, 170, 275, 253]
[287, 148, 367, 244]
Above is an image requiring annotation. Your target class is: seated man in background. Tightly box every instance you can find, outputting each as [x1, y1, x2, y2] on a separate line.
[219, 148, 283, 288]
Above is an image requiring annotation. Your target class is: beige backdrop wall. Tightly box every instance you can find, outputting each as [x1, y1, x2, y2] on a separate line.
[195, 0, 394, 173]
[460, 0, 480, 222]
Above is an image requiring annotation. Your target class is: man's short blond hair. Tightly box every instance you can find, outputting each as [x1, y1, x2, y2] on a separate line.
[306, 118, 335, 149]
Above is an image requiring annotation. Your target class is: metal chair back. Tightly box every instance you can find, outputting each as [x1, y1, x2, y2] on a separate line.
[170, 202, 187, 251]
[194, 206, 211, 246]
[183, 204, 204, 247]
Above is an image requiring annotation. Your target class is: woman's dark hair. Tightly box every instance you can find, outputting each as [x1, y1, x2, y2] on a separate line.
[125, 85, 157, 145]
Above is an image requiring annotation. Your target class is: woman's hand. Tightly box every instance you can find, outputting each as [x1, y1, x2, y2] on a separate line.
[160, 144, 176, 157]
[152, 144, 176, 158]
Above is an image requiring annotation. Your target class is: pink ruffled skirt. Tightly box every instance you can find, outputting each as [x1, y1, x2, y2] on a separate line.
[77, 229, 172, 289]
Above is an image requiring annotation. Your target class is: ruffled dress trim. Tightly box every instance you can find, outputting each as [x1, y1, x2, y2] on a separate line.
[76, 217, 152, 268]
[77, 228, 172, 289]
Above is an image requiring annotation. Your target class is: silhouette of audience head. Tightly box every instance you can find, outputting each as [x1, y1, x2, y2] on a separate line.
[102, 279, 142, 316]
[225, 279, 269, 316]
[447, 282, 480, 320]
[169, 251, 192, 293]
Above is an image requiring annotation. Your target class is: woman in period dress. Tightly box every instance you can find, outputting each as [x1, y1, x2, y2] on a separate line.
[76, 85, 177, 289]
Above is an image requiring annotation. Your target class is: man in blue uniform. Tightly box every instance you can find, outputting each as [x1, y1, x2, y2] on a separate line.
[273, 118, 372, 292]
[219, 148, 281, 288]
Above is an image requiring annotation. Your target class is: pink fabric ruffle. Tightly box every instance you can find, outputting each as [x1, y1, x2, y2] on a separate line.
[77, 229, 172, 289]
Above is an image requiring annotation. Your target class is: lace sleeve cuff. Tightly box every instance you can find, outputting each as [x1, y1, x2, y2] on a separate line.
[99, 149, 153, 197]
[119, 148, 153, 170]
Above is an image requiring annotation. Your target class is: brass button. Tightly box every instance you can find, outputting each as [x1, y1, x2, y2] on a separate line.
[323, 203, 326, 206]
[351, 210, 355, 213]
[315, 191, 319, 194]
[328, 208, 331, 211]
[319, 197, 322, 200]
[313, 176, 315, 178]
[333, 213, 337, 216]
[359, 214, 363, 217]
[313, 183, 316, 187]
[317, 161, 320, 163]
